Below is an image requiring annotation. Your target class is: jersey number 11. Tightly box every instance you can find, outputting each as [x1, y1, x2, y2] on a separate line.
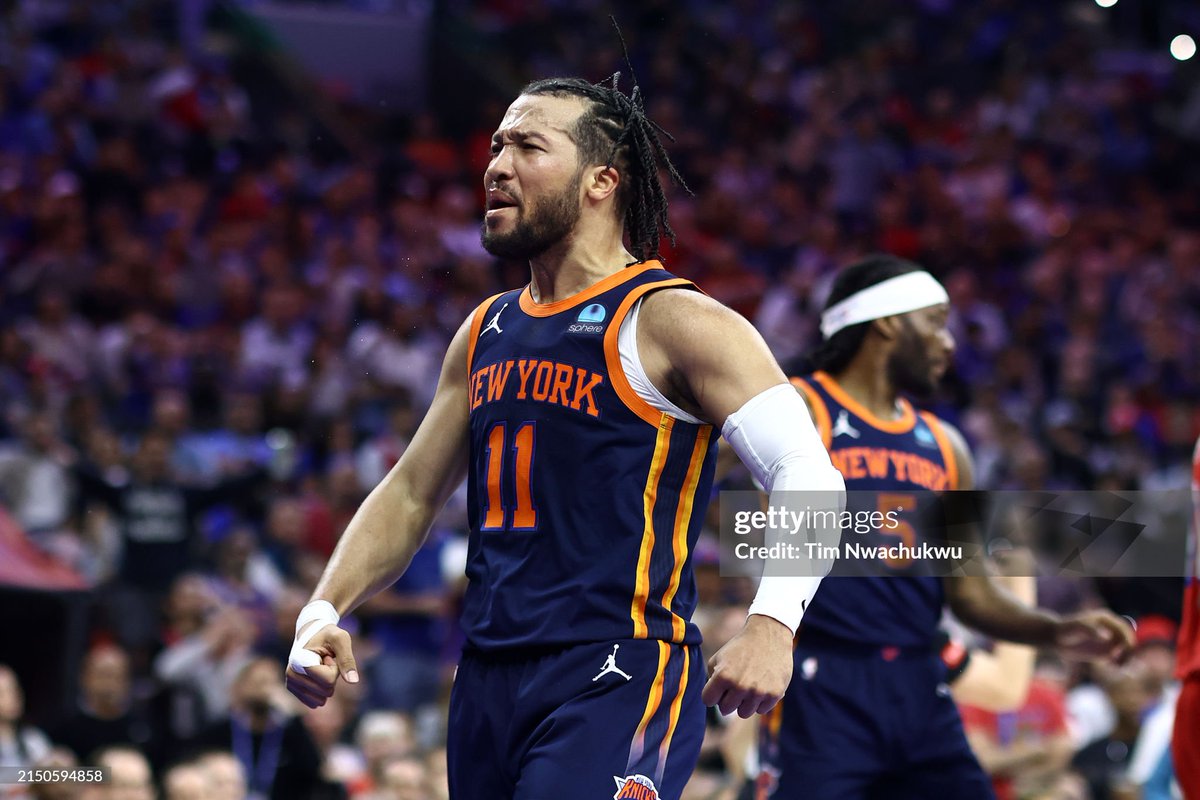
[481, 422, 538, 531]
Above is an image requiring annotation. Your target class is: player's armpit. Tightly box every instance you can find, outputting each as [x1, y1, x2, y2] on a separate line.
[635, 288, 787, 428]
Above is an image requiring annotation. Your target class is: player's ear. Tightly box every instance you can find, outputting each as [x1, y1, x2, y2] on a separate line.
[872, 316, 904, 341]
[584, 164, 620, 204]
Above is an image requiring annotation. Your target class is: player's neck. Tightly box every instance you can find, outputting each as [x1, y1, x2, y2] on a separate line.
[526, 222, 636, 304]
[831, 356, 903, 421]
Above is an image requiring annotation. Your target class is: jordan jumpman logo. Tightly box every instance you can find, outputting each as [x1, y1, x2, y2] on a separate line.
[592, 644, 633, 682]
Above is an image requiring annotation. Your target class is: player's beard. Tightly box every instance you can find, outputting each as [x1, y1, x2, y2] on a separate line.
[481, 173, 583, 260]
[886, 319, 938, 400]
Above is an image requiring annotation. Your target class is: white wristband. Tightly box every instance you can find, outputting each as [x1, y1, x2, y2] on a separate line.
[289, 600, 340, 675]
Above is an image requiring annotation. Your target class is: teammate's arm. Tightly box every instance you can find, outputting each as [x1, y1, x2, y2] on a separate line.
[949, 564, 1037, 712]
[939, 423, 1134, 659]
[285, 314, 472, 708]
[638, 289, 845, 718]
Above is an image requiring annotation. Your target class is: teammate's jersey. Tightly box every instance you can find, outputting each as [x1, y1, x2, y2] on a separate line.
[792, 371, 960, 647]
[461, 262, 718, 651]
[1177, 437, 1200, 680]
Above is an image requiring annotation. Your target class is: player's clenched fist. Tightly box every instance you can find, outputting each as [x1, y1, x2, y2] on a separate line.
[285, 600, 360, 709]
[701, 614, 794, 719]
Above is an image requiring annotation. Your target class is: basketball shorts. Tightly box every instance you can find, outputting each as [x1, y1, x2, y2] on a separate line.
[757, 629, 996, 800]
[448, 639, 705, 800]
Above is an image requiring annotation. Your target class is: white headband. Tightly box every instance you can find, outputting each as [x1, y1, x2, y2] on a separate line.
[820, 271, 949, 339]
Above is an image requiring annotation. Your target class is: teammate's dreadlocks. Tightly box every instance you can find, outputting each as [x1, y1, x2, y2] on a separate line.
[521, 27, 691, 263]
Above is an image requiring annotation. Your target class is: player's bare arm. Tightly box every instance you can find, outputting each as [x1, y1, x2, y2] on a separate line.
[939, 421, 1134, 661]
[285, 314, 473, 709]
[638, 288, 844, 718]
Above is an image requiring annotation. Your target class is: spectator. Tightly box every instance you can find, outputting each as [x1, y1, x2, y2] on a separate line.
[26, 747, 78, 800]
[86, 746, 155, 800]
[195, 750, 248, 800]
[1072, 662, 1159, 800]
[961, 657, 1076, 800]
[0, 413, 72, 533]
[162, 761, 212, 800]
[371, 755, 427, 800]
[72, 430, 264, 652]
[199, 657, 339, 800]
[50, 645, 154, 764]
[153, 573, 254, 728]
[0, 664, 51, 779]
[345, 712, 415, 799]
[205, 527, 279, 642]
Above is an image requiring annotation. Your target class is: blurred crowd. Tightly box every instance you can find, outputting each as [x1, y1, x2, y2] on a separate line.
[0, 0, 1198, 798]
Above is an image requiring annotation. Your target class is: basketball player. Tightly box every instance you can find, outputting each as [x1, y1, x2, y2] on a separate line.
[1173, 435, 1200, 798]
[284, 75, 844, 800]
[758, 255, 1134, 799]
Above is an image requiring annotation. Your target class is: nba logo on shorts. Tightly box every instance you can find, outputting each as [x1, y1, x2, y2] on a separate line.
[613, 774, 659, 800]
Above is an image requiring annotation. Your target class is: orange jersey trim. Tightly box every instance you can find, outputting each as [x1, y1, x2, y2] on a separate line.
[812, 371, 916, 434]
[791, 376, 832, 449]
[657, 646, 691, 770]
[602, 277, 696, 427]
[662, 428, 711, 642]
[632, 417, 673, 639]
[466, 291, 508, 374]
[629, 641, 671, 763]
[919, 411, 959, 490]
[518, 261, 662, 317]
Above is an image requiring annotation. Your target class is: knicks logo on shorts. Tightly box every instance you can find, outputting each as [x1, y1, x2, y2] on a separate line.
[613, 774, 659, 800]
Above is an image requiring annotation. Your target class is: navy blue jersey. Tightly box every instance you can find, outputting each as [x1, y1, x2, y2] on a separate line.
[461, 262, 718, 651]
[793, 371, 961, 648]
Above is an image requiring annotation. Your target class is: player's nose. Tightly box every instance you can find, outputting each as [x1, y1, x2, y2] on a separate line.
[485, 147, 515, 186]
[939, 328, 956, 357]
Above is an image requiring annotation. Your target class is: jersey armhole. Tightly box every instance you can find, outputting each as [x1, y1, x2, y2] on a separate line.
[602, 278, 699, 428]
[465, 291, 509, 374]
[919, 412, 960, 491]
[791, 377, 832, 449]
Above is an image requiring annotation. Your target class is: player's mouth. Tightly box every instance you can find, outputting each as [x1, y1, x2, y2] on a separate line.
[485, 191, 520, 217]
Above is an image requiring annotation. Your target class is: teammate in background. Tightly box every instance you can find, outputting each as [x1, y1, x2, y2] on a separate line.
[759, 256, 1134, 799]
[1173, 435, 1200, 798]
[723, 553, 1037, 797]
[284, 73, 844, 800]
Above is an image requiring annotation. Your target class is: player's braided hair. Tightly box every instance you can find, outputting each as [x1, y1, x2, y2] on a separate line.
[521, 33, 691, 263]
[809, 255, 924, 375]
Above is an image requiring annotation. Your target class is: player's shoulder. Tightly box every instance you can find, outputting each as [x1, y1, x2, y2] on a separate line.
[638, 286, 758, 340]
[922, 413, 970, 458]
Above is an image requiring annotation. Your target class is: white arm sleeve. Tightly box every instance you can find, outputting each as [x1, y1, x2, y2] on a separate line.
[722, 383, 846, 634]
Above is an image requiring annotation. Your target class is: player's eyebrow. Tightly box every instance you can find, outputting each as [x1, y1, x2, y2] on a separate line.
[491, 127, 572, 146]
